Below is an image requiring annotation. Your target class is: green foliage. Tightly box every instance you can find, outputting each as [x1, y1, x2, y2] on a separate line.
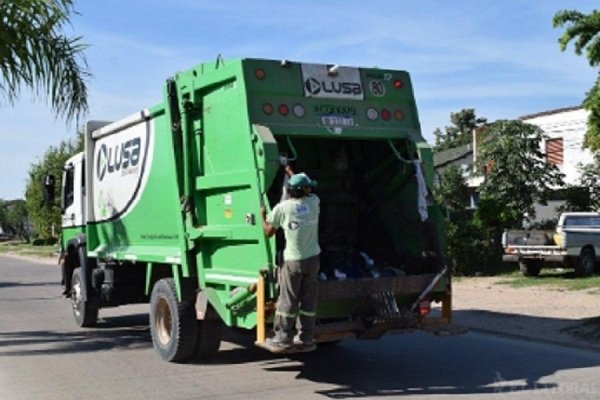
[477, 120, 565, 228]
[435, 166, 502, 276]
[554, 9, 600, 151]
[0, 0, 90, 122]
[25, 133, 83, 238]
[435, 165, 470, 216]
[0, 199, 30, 240]
[434, 108, 487, 151]
[560, 155, 600, 211]
[554, 10, 600, 65]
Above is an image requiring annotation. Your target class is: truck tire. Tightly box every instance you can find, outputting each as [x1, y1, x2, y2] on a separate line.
[71, 267, 99, 327]
[518, 260, 541, 277]
[150, 278, 197, 362]
[194, 305, 222, 360]
[576, 248, 595, 277]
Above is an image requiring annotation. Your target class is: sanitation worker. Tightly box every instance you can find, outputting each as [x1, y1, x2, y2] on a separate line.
[261, 169, 320, 353]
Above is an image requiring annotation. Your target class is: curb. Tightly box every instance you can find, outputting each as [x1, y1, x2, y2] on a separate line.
[463, 324, 600, 353]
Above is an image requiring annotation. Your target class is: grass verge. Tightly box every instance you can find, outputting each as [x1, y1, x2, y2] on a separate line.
[495, 268, 600, 292]
[0, 241, 58, 259]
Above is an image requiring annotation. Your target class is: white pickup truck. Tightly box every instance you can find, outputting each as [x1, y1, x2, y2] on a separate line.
[502, 212, 600, 277]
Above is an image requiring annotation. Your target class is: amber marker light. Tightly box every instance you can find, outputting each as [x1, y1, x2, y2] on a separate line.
[262, 103, 273, 115]
[255, 68, 266, 80]
[394, 110, 404, 121]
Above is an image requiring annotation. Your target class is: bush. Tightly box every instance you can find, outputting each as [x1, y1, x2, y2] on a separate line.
[32, 237, 56, 246]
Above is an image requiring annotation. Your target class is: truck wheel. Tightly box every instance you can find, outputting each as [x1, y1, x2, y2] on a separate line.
[150, 278, 197, 362]
[71, 267, 98, 327]
[576, 248, 595, 277]
[518, 260, 541, 277]
[194, 305, 222, 360]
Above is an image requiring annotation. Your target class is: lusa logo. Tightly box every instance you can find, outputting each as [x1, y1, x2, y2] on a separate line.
[97, 137, 141, 181]
[304, 77, 363, 96]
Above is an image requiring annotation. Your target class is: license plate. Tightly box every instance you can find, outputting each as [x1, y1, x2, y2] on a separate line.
[321, 115, 354, 127]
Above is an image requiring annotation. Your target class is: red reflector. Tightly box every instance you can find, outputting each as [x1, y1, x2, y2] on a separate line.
[381, 108, 391, 121]
[418, 301, 431, 317]
[278, 104, 289, 116]
[394, 79, 404, 89]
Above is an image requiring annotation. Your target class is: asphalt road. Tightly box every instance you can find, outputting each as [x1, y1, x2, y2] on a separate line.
[1, 255, 600, 400]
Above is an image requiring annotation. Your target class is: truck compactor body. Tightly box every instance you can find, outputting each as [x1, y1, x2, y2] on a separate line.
[56, 58, 455, 362]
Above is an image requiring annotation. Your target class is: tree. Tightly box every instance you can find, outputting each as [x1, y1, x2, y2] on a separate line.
[561, 155, 600, 211]
[4, 200, 30, 241]
[553, 9, 600, 151]
[25, 133, 83, 238]
[0, 0, 90, 122]
[477, 120, 565, 228]
[434, 108, 487, 151]
[435, 165, 500, 275]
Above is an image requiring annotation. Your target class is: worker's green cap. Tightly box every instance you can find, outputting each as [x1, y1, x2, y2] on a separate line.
[288, 173, 317, 189]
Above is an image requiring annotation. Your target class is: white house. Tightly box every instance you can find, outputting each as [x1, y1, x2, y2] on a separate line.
[434, 106, 594, 218]
[520, 106, 593, 186]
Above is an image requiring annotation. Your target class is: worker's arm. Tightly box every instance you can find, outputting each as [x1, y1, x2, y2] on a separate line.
[285, 165, 294, 177]
[261, 206, 277, 237]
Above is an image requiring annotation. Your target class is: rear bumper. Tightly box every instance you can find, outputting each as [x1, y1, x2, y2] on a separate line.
[502, 254, 567, 263]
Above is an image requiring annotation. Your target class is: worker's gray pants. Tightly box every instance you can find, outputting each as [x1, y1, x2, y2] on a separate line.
[273, 254, 320, 343]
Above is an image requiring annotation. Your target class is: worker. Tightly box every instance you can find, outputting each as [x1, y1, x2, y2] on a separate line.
[261, 169, 320, 353]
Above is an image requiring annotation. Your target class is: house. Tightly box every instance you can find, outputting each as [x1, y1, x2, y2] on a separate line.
[520, 106, 593, 186]
[433, 106, 592, 218]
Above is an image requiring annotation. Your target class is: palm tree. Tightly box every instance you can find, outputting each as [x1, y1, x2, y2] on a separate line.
[554, 9, 600, 151]
[0, 0, 90, 122]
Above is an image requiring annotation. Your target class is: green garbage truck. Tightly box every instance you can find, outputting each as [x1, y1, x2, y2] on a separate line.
[51, 57, 457, 362]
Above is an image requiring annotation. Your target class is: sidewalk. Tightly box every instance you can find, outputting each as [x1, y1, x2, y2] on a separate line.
[452, 277, 600, 351]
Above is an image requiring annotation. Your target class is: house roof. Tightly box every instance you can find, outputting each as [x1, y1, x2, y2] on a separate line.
[519, 106, 583, 121]
[433, 143, 473, 168]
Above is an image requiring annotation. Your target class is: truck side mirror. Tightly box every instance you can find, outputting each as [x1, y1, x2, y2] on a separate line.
[42, 174, 56, 206]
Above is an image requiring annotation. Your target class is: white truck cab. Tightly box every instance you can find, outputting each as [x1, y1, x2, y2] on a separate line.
[61, 152, 86, 229]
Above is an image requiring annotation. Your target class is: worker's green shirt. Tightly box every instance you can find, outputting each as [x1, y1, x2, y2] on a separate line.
[267, 195, 320, 261]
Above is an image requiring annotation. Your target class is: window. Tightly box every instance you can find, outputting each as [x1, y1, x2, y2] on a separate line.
[546, 138, 564, 166]
[564, 216, 600, 227]
[62, 167, 74, 211]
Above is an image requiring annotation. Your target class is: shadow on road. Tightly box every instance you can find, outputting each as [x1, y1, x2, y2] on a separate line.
[0, 281, 60, 289]
[2, 307, 599, 397]
[452, 309, 600, 350]
[0, 313, 152, 356]
[261, 332, 599, 397]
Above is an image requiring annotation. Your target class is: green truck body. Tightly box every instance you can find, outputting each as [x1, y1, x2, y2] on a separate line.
[57, 58, 455, 362]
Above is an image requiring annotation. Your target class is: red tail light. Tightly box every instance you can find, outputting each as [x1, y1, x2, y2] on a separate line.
[278, 104, 289, 116]
[418, 301, 431, 318]
[394, 79, 404, 89]
[381, 108, 391, 121]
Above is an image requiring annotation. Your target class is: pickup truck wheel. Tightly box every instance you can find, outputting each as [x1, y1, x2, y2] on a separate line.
[71, 267, 98, 327]
[519, 260, 541, 277]
[150, 278, 197, 362]
[194, 305, 222, 360]
[576, 248, 595, 277]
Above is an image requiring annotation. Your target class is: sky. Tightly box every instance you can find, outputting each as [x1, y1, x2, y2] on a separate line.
[1, 0, 599, 200]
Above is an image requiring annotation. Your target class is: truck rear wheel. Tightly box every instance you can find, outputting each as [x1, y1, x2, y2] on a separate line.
[576, 248, 595, 277]
[71, 267, 99, 327]
[194, 305, 222, 360]
[150, 278, 197, 362]
[519, 260, 541, 277]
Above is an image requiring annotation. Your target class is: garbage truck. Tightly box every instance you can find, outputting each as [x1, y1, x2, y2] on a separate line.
[50, 57, 458, 362]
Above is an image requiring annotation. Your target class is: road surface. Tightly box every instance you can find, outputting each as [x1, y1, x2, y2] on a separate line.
[1, 255, 599, 399]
